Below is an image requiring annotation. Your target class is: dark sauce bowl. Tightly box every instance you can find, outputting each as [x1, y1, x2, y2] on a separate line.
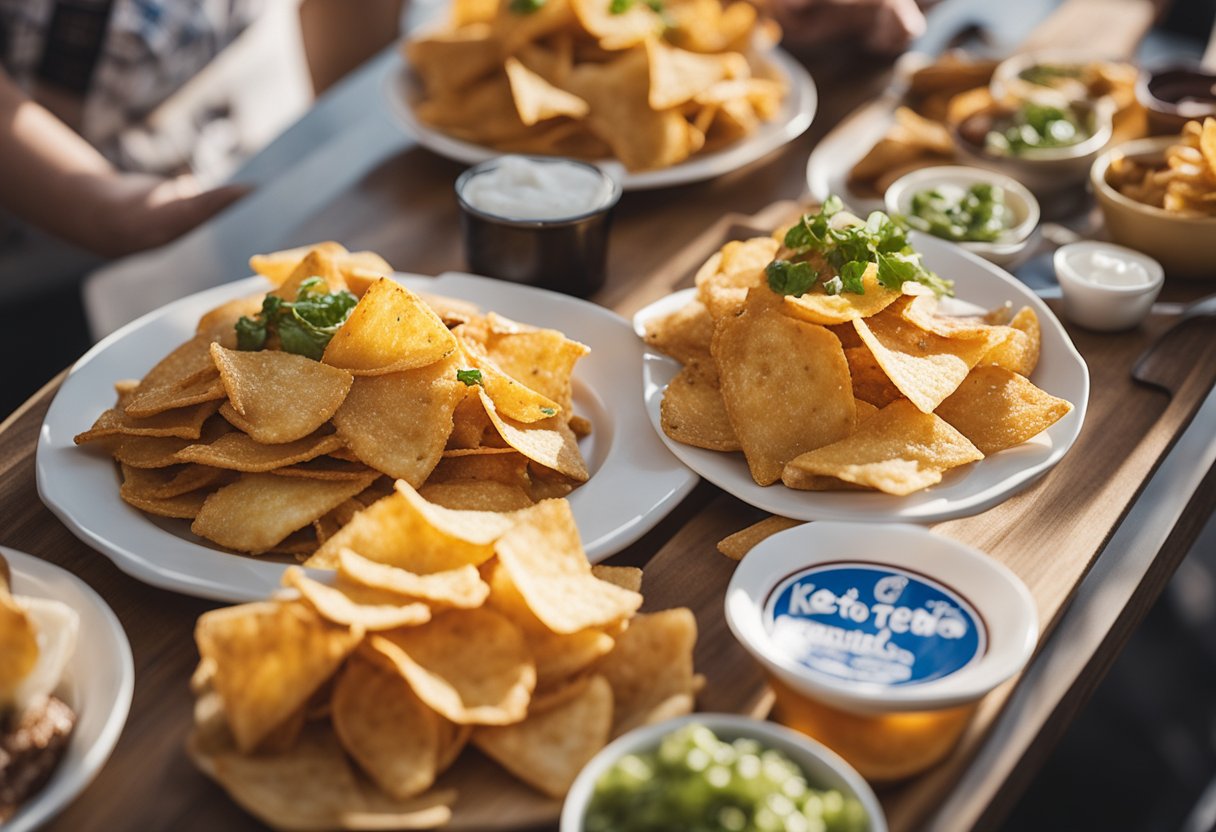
[455, 156, 622, 299]
[1137, 63, 1216, 135]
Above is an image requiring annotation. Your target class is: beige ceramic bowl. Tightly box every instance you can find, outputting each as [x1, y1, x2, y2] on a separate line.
[1091, 136, 1216, 279]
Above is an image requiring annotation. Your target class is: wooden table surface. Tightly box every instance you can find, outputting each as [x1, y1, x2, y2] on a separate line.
[6, 4, 1216, 831]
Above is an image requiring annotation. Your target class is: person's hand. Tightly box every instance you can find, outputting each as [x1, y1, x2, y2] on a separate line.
[89, 173, 250, 257]
[771, 0, 927, 55]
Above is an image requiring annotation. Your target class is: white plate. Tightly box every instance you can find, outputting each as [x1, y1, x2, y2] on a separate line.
[385, 49, 817, 191]
[633, 232, 1089, 523]
[2, 546, 133, 832]
[37, 273, 698, 602]
[804, 95, 897, 216]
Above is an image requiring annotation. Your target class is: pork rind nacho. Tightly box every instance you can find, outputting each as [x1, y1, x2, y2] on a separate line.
[404, 0, 787, 171]
[74, 243, 592, 561]
[188, 492, 700, 830]
[643, 199, 1073, 496]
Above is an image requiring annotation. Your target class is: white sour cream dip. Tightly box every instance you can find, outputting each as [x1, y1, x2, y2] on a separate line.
[1066, 247, 1153, 287]
[460, 156, 614, 221]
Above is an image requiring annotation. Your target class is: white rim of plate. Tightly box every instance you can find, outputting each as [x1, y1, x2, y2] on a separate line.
[37, 272, 697, 602]
[724, 523, 1039, 713]
[385, 48, 817, 191]
[1, 546, 134, 832]
[632, 230, 1090, 523]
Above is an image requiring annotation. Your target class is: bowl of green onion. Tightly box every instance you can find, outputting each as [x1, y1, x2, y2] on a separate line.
[561, 713, 886, 832]
[884, 166, 1040, 267]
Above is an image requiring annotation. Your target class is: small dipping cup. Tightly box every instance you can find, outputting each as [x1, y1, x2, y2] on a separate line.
[455, 156, 622, 298]
[1054, 241, 1164, 332]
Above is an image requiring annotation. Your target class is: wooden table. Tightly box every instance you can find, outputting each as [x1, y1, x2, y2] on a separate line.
[5, 3, 1216, 831]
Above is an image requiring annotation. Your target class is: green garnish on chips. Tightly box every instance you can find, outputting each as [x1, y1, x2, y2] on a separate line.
[235, 277, 358, 360]
[456, 368, 484, 386]
[509, 0, 546, 14]
[770, 196, 953, 298]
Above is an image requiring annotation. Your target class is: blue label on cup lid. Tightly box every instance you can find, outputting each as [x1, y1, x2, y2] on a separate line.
[763, 563, 986, 687]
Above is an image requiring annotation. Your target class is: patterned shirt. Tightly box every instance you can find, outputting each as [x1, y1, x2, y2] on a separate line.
[0, 0, 263, 174]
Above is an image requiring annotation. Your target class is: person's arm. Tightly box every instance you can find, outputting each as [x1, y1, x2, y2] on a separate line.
[298, 0, 407, 95]
[770, 0, 927, 54]
[0, 70, 246, 258]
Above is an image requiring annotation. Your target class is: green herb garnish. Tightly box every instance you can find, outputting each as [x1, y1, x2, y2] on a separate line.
[540, 406, 557, 416]
[456, 369, 484, 386]
[608, 0, 663, 14]
[509, 0, 546, 14]
[235, 278, 358, 360]
[904, 183, 1013, 243]
[774, 197, 953, 298]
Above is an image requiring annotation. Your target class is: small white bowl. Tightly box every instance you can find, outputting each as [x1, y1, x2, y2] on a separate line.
[1053, 241, 1165, 331]
[884, 165, 1040, 267]
[560, 713, 887, 832]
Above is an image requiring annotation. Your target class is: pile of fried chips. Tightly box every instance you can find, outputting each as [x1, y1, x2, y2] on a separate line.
[74, 243, 592, 561]
[644, 229, 1073, 496]
[1108, 118, 1216, 215]
[189, 489, 700, 830]
[405, 0, 787, 170]
[848, 53, 1145, 197]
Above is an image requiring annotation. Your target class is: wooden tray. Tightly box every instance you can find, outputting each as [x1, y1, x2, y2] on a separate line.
[624, 204, 1216, 831]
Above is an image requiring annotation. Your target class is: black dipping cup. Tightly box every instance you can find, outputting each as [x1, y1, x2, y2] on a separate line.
[455, 156, 622, 298]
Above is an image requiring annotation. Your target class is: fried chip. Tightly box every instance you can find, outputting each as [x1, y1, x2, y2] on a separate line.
[935, 365, 1073, 455]
[845, 345, 904, 408]
[781, 263, 902, 325]
[419, 481, 535, 512]
[210, 344, 353, 444]
[483, 561, 617, 689]
[332, 358, 466, 485]
[479, 389, 588, 482]
[74, 400, 220, 443]
[322, 278, 457, 375]
[483, 324, 588, 417]
[590, 565, 643, 593]
[122, 333, 228, 417]
[460, 338, 561, 423]
[191, 721, 455, 831]
[119, 486, 210, 519]
[472, 674, 612, 799]
[270, 457, 378, 481]
[192, 473, 376, 554]
[643, 298, 715, 365]
[305, 481, 514, 572]
[645, 39, 735, 110]
[250, 241, 347, 287]
[114, 433, 211, 469]
[195, 601, 362, 753]
[571, 0, 663, 50]
[598, 609, 698, 737]
[504, 56, 588, 125]
[176, 431, 345, 473]
[982, 306, 1041, 377]
[0, 590, 39, 698]
[284, 568, 432, 631]
[270, 249, 347, 301]
[123, 372, 225, 419]
[332, 656, 440, 800]
[494, 500, 641, 634]
[713, 290, 855, 485]
[406, 24, 502, 97]
[430, 451, 530, 488]
[853, 299, 1007, 414]
[660, 361, 739, 451]
[120, 461, 227, 499]
[782, 400, 983, 495]
[716, 515, 803, 560]
[337, 549, 489, 609]
[367, 607, 535, 725]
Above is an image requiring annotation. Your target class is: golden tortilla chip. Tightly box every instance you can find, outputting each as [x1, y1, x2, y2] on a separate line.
[122, 334, 227, 417]
[210, 344, 353, 444]
[406, 23, 501, 97]
[284, 568, 432, 631]
[493, 500, 641, 634]
[124, 372, 225, 419]
[270, 249, 348, 301]
[571, 0, 663, 50]
[322, 278, 457, 375]
[590, 565, 643, 593]
[332, 357, 466, 485]
[982, 306, 1040, 377]
[196, 295, 265, 341]
[479, 389, 589, 482]
[645, 39, 736, 110]
[366, 607, 535, 725]
[250, 242, 347, 286]
[460, 338, 561, 423]
[643, 298, 714, 365]
[472, 674, 612, 799]
[114, 430, 217, 469]
[660, 361, 739, 452]
[337, 549, 489, 609]
[119, 486, 210, 519]
[332, 656, 440, 800]
[597, 609, 698, 737]
[853, 299, 1007, 414]
[714, 289, 855, 485]
[483, 324, 588, 417]
[195, 601, 362, 753]
[935, 365, 1073, 455]
[716, 516, 803, 560]
[120, 462, 227, 500]
[191, 473, 375, 554]
[75, 400, 220, 443]
[781, 263, 902, 326]
[176, 431, 345, 473]
[845, 345, 904, 408]
[270, 457, 377, 481]
[782, 400, 983, 495]
[305, 481, 515, 572]
[419, 481, 535, 512]
[504, 56, 588, 125]
[430, 451, 530, 488]
[0, 590, 39, 697]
